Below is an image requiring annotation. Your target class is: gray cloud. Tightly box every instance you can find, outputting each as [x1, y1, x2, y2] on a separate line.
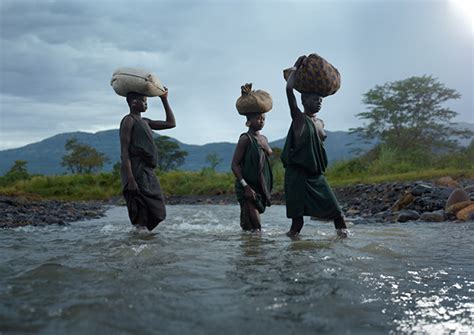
[0, 0, 472, 150]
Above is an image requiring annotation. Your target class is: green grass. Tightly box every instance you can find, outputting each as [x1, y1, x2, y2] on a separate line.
[326, 168, 474, 187]
[0, 165, 472, 201]
[0, 173, 121, 201]
[159, 170, 235, 196]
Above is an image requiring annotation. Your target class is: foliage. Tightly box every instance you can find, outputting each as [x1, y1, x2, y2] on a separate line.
[2, 140, 473, 201]
[205, 152, 222, 171]
[325, 142, 474, 186]
[0, 173, 121, 201]
[1, 163, 472, 201]
[112, 161, 121, 178]
[269, 147, 282, 168]
[154, 136, 188, 171]
[2, 160, 30, 183]
[159, 170, 234, 196]
[61, 137, 109, 174]
[351, 75, 472, 152]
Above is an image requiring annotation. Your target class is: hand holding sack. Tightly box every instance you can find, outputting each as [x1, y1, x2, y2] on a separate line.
[111, 67, 166, 97]
[283, 54, 341, 97]
[235, 83, 273, 115]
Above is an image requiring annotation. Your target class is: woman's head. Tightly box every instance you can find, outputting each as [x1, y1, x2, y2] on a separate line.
[126, 92, 148, 113]
[245, 113, 265, 131]
[301, 93, 322, 115]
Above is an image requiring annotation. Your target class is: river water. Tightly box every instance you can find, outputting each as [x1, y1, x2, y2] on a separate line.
[0, 205, 472, 334]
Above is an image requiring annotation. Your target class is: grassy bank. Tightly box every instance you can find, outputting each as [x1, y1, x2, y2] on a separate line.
[0, 165, 472, 201]
[326, 168, 474, 187]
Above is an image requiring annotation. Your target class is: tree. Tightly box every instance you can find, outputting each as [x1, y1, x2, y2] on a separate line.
[269, 147, 282, 168]
[154, 136, 188, 171]
[61, 137, 109, 174]
[4, 160, 29, 182]
[205, 152, 222, 171]
[350, 75, 473, 152]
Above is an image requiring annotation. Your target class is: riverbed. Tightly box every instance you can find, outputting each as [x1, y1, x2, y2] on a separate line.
[1, 205, 472, 334]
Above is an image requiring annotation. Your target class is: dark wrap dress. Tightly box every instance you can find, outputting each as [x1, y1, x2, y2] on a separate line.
[281, 115, 342, 220]
[120, 114, 166, 230]
[235, 133, 273, 217]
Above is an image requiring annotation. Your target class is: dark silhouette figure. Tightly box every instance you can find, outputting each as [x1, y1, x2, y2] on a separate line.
[119, 89, 176, 231]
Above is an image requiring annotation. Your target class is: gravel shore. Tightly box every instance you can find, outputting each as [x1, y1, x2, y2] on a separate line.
[1, 177, 473, 228]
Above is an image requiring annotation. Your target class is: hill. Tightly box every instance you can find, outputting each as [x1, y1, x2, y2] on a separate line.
[0, 128, 373, 175]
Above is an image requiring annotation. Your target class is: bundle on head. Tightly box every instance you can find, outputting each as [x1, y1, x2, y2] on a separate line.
[111, 67, 166, 97]
[283, 53, 341, 97]
[235, 83, 273, 115]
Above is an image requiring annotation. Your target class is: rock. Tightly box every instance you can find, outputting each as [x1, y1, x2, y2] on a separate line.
[445, 189, 470, 208]
[420, 210, 445, 222]
[411, 184, 432, 196]
[464, 185, 474, 193]
[397, 210, 420, 222]
[464, 185, 474, 201]
[345, 208, 361, 216]
[432, 187, 455, 200]
[392, 192, 415, 211]
[456, 204, 474, 221]
[349, 218, 372, 225]
[446, 201, 473, 215]
[435, 176, 460, 188]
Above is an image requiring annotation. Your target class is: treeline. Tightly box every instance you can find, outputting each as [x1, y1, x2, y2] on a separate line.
[1, 75, 473, 200]
[1, 147, 471, 201]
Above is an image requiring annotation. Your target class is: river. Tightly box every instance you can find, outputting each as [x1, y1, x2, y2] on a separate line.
[1, 205, 472, 334]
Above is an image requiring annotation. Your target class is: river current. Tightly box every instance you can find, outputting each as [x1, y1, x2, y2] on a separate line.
[1, 205, 472, 334]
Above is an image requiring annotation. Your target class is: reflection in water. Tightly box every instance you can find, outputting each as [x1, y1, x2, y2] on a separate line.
[0, 205, 472, 334]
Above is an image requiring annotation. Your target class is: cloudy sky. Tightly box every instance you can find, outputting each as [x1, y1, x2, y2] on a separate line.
[0, 0, 472, 150]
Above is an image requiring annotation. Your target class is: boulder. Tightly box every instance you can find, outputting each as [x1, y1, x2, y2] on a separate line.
[435, 176, 460, 188]
[345, 208, 361, 216]
[411, 184, 432, 196]
[392, 192, 415, 211]
[464, 185, 474, 193]
[456, 204, 474, 221]
[445, 189, 470, 209]
[446, 201, 474, 215]
[397, 210, 420, 222]
[420, 210, 445, 222]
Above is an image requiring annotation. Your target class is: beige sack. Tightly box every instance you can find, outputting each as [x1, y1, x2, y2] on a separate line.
[235, 83, 272, 115]
[111, 67, 166, 97]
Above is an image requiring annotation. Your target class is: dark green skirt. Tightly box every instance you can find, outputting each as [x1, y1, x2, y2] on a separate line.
[284, 165, 342, 219]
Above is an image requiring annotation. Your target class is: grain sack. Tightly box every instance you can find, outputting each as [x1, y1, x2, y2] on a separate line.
[235, 83, 272, 115]
[111, 67, 166, 97]
[283, 54, 341, 97]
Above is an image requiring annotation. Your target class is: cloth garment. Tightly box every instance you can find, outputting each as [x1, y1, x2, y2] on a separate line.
[235, 133, 273, 215]
[281, 115, 342, 219]
[120, 114, 166, 230]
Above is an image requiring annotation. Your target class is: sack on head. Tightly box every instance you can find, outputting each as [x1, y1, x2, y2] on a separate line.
[111, 67, 166, 97]
[283, 54, 341, 97]
[235, 83, 272, 115]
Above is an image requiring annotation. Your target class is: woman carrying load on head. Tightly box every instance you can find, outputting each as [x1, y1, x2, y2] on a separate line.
[231, 83, 273, 233]
[282, 55, 349, 239]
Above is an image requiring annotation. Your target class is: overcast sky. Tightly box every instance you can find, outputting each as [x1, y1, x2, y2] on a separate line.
[0, 0, 472, 150]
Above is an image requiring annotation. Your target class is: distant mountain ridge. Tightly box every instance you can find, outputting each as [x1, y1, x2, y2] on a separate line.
[1, 122, 471, 176]
[0, 129, 371, 175]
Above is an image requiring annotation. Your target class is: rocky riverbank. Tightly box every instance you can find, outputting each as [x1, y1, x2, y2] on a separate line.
[1, 176, 473, 228]
[167, 177, 474, 223]
[334, 177, 474, 223]
[0, 196, 108, 228]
